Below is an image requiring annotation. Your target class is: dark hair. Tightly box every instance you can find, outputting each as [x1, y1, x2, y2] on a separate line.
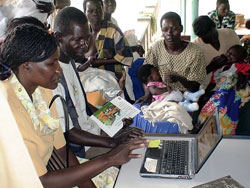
[137, 64, 155, 84]
[160, 12, 182, 28]
[193, 15, 216, 37]
[5, 16, 46, 34]
[83, 0, 103, 13]
[228, 45, 248, 62]
[54, 7, 88, 35]
[216, 0, 229, 6]
[245, 19, 250, 30]
[0, 24, 57, 80]
[0, 63, 11, 81]
[103, 0, 116, 3]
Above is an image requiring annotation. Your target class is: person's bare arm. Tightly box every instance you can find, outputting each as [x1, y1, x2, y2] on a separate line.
[77, 60, 91, 72]
[88, 102, 98, 113]
[68, 123, 144, 148]
[206, 54, 228, 74]
[91, 58, 121, 67]
[39, 138, 148, 188]
[134, 83, 152, 105]
[41, 145, 96, 187]
[131, 45, 145, 57]
[77, 57, 122, 71]
[68, 128, 117, 148]
[168, 74, 200, 92]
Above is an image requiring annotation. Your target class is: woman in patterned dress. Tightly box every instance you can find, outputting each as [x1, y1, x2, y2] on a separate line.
[132, 12, 206, 133]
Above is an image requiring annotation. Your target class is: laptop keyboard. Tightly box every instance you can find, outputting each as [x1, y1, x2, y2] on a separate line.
[160, 140, 189, 175]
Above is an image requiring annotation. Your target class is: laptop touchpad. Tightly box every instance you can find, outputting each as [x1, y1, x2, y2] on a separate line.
[147, 148, 161, 159]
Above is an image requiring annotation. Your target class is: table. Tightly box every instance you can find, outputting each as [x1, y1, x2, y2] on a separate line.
[115, 137, 250, 188]
[235, 26, 250, 36]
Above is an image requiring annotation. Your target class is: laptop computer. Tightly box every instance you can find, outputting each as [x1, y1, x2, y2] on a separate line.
[139, 108, 222, 179]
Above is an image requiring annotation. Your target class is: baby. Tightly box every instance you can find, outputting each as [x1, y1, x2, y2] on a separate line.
[137, 64, 205, 112]
[206, 45, 248, 92]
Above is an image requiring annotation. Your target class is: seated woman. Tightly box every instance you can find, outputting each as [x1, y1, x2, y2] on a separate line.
[132, 12, 206, 134]
[208, 0, 236, 29]
[0, 24, 148, 187]
[197, 46, 250, 135]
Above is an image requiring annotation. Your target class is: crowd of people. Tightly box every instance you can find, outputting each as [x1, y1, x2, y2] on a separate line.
[0, 0, 250, 187]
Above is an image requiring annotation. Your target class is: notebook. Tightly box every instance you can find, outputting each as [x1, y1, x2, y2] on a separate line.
[139, 108, 222, 179]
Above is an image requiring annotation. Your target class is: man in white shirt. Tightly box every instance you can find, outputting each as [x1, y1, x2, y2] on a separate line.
[53, 7, 143, 157]
[54, 61, 99, 135]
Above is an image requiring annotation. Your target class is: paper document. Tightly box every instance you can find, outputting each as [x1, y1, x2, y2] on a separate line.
[192, 175, 245, 188]
[90, 96, 140, 137]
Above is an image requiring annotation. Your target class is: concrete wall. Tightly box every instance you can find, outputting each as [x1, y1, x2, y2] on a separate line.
[70, 0, 250, 38]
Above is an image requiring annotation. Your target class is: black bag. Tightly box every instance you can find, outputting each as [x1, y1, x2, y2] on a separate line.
[46, 95, 69, 171]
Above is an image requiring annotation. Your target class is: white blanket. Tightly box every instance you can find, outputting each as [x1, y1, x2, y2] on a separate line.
[0, 0, 53, 38]
[141, 101, 193, 134]
[78, 67, 122, 101]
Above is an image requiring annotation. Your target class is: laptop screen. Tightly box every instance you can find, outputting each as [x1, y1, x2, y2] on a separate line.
[196, 112, 221, 170]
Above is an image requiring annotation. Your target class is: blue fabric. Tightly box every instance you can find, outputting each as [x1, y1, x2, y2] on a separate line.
[128, 58, 145, 100]
[199, 81, 250, 135]
[68, 143, 86, 158]
[131, 103, 180, 133]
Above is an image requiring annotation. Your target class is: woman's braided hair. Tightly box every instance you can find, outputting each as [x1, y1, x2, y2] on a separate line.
[0, 24, 57, 80]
